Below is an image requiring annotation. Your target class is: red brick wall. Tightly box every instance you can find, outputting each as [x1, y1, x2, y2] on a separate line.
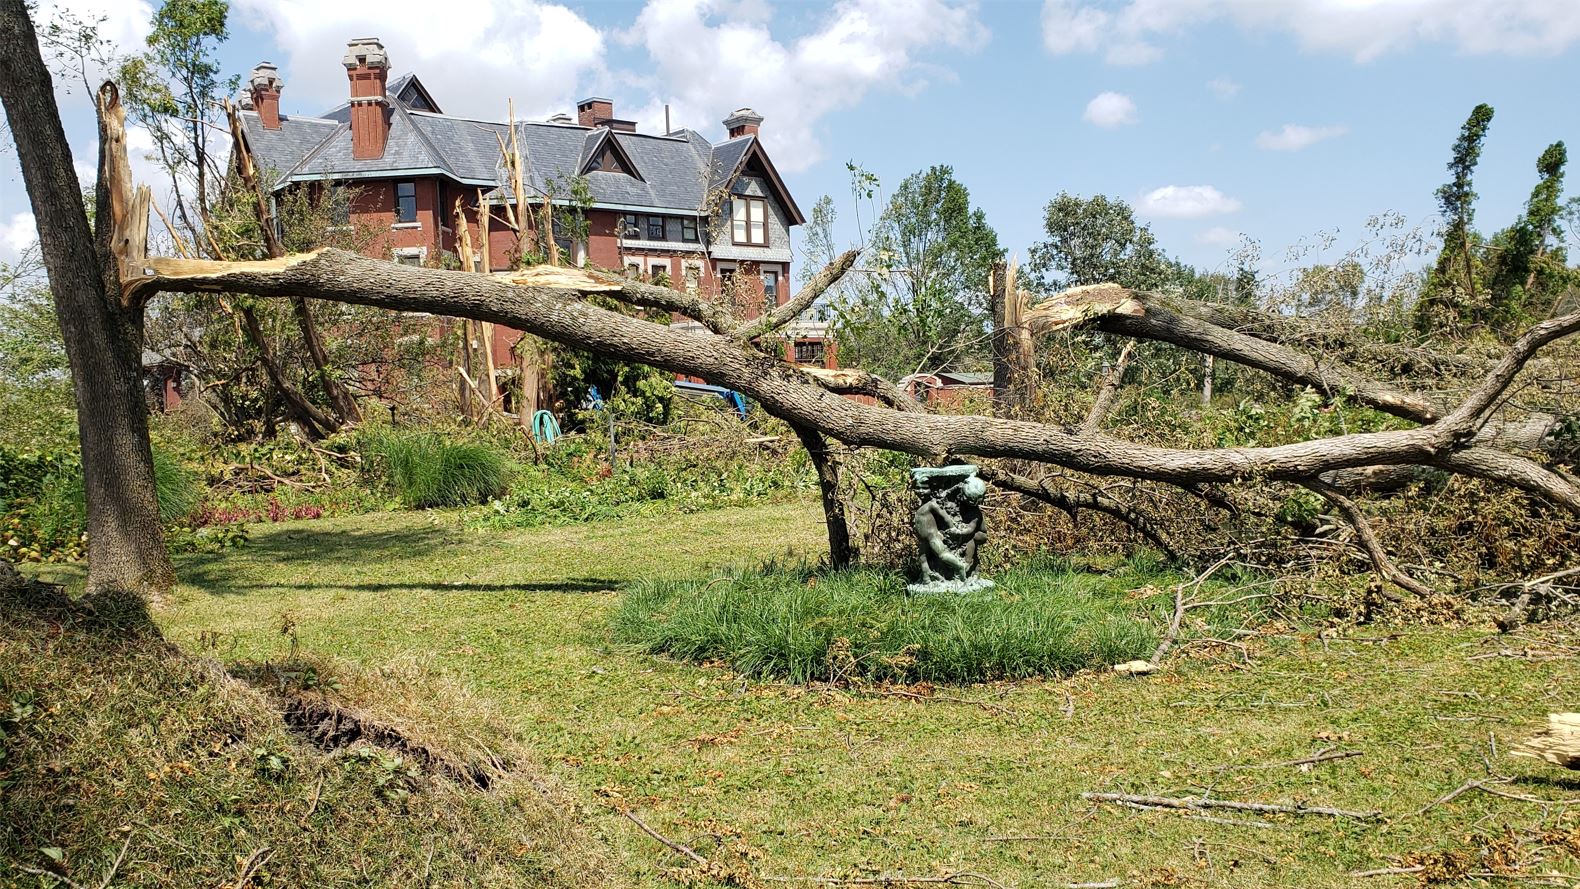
[349, 177, 443, 261]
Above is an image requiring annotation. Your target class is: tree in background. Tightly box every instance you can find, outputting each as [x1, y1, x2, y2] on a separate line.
[1026, 193, 1175, 292]
[117, 0, 234, 244]
[1486, 141, 1572, 324]
[830, 165, 1003, 379]
[1416, 103, 1495, 333]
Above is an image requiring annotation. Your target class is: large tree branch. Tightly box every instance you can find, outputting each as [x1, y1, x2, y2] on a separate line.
[730, 249, 859, 342]
[1299, 478, 1430, 600]
[129, 250, 1580, 503]
[977, 464, 1181, 562]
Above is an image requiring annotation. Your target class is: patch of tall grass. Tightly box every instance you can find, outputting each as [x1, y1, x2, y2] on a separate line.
[613, 556, 1251, 684]
[358, 429, 514, 508]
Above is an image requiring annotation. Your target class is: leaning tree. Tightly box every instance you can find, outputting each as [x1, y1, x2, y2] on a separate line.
[4, 0, 1579, 612]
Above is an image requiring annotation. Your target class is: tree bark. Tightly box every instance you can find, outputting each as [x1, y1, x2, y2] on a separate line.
[790, 422, 854, 568]
[130, 250, 1580, 511]
[0, 5, 174, 605]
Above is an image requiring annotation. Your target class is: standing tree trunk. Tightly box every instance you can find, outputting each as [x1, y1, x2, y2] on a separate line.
[0, 1, 174, 605]
[790, 422, 854, 568]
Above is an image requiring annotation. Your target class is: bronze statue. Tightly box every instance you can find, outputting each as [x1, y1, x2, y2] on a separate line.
[908, 465, 993, 594]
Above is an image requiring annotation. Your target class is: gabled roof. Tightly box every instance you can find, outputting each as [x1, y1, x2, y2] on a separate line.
[578, 127, 642, 180]
[386, 72, 441, 113]
[237, 77, 802, 222]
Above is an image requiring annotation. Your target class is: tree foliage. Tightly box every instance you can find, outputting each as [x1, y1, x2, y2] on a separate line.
[831, 165, 1003, 379]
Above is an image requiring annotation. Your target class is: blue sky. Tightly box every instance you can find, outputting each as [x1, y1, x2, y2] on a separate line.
[4, 0, 1579, 283]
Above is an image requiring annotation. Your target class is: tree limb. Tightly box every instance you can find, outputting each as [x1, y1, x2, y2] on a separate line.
[128, 250, 1580, 499]
[974, 464, 1180, 561]
[731, 249, 858, 342]
[1299, 478, 1429, 600]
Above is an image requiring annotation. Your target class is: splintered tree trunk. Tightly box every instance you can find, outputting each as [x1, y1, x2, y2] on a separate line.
[990, 261, 1011, 416]
[0, 2, 174, 605]
[790, 422, 854, 568]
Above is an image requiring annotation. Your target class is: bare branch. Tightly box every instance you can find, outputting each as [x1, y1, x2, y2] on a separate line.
[731, 249, 858, 342]
[1299, 477, 1430, 600]
[976, 464, 1180, 562]
[1082, 339, 1136, 433]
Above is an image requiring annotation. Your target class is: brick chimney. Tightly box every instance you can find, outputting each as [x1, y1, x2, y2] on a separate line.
[577, 97, 613, 127]
[342, 38, 390, 160]
[248, 62, 283, 130]
[724, 107, 763, 139]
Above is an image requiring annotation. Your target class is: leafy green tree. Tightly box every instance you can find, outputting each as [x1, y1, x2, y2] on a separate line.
[1486, 141, 1571, 323]
[1026, 193, 1174, 291]
[0, 266, 76, 449]
[831, 165, 1003, 378]
[1416, 103, 1494, 333]
[117, 0, 235, 242]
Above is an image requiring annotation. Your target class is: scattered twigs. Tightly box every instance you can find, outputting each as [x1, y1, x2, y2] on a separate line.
[1272, 748, 1363, 769]
[761, 873, 1011, 888]
[1106, 798, 1275, 829]
[1082, 791, 1381, 821]
[1351, 865, 1427, 878]
[95, 835, 132, 889]
[1147, 556, 1275, 666]
[1410, 776, 1580, 817]
[1298, 478, 1429, 600]
[16, 835, 133, 889]
[617, 808, 708, 866]
[232, 846, 273, 889]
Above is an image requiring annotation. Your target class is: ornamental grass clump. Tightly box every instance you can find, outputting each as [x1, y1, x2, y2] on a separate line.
[359, 430, 514, 508]
[612, 556, 1233, 684]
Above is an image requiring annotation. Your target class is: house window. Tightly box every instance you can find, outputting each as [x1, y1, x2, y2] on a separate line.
[647, 216, 665, 240]
[795, 340, 825, 365]
[622, 214, 641, 238]
[626, 262, 642, 279]
[393, 247, 426, 266]
[684, 263, 701, 294]
[650, 261, 669, 286]
[731, 196, 767, 246]
[762, 270, 779, 308]
[681, 218, 699, 242]
[394, 181, 417, 223]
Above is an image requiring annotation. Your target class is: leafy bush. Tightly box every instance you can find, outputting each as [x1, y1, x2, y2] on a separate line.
[2, 447, 200, 562]
[475, 436, 812, 529]
[359, 429, 514, 508]
[612, 556, 1246, 684]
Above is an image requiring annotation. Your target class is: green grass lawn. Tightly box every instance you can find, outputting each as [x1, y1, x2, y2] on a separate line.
[29, 500, 1580, 887]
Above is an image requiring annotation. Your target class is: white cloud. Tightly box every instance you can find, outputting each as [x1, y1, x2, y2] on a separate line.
[1197, 225, 1241, 247]
[621, 0, 988, 171]
[0, 212, 38, 262]
[1039, 0, 1580, 63]
[1139, 185, 1241, 219]
[1082, 91, 1137, 128]
[1206, 76, 1240, 99]
[1255, 123, 1348, 151]
[232, 0, 607, 120]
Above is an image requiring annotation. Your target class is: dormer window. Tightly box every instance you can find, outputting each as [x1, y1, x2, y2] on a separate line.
[622, 214, 640, 238]
[732, 196, 767, 246]
[647, 216, 665, 240]
[682, 219, 699, 242]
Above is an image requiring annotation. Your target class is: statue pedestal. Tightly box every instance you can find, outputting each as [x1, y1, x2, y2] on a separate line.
[906, 576, 996, 596]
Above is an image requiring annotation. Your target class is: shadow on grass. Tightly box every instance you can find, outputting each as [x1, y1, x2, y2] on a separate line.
[265, 579, 623, 595]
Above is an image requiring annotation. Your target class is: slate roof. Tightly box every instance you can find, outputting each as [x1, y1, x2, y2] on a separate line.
[238, 75, 796, 220]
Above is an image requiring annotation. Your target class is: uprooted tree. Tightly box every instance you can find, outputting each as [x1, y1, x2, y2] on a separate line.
[4, 0, 1579, 614]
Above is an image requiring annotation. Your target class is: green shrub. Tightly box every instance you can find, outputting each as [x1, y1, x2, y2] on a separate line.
[359, 430, 513, 508]
[475, 437, 813, 529]
[612, 557, 1247, 684]
[2, 447, 200, 562]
